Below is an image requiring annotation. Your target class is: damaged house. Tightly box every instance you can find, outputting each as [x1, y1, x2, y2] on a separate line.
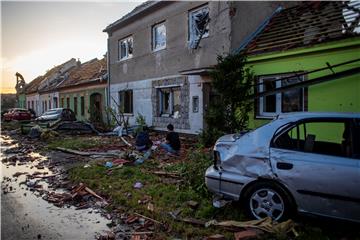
[241, 1, 360, 129]
[25, 58, 78, 116]
[104, 1, 297, 134]
[57, 58, 108, 123]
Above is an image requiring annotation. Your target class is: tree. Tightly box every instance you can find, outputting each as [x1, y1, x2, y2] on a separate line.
[201, 53, 254, 146]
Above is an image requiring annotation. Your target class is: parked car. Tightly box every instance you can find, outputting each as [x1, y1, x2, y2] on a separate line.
[3, 108, 32, 121]
[206, 112, 360, 222]
[36, 108, 76, 122]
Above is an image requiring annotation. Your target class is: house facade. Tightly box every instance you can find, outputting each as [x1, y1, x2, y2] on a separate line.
[104, 1, 296, 133]
[243, 1, 360, 129]
[58, 58, 107, 122]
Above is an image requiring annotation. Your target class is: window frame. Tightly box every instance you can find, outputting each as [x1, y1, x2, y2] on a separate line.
[188, 5, 210, 41]
[158, 87, 181, 118]
[271, 118, 358, 159]
[119, 90, 133, 114]
[118, 36, 133, 61]
[257, 74, 306, 118]
[80, 96, 85, 116]
[152, 22, 166, 52]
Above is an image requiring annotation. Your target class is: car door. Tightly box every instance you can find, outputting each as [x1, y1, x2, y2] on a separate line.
[270, 118, 360, 222]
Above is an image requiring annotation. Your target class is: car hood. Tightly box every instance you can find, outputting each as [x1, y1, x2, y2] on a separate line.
[36, 114, 60, 120]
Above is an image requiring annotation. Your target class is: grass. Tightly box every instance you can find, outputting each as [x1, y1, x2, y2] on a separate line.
[49, 135, 360, 239]
[46, 136, 104, 150]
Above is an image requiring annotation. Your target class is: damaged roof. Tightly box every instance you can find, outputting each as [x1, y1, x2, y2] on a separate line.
[25, 59, 76, 94]
[59, 58, 107, 89]
[103, 1, 171, 33]
[246, 1, 360, 55]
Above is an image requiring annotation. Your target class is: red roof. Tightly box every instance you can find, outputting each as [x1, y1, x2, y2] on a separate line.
[246, 1, 360, 55]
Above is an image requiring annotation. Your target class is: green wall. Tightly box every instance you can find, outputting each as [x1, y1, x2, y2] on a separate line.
[59, 87, 107, 122]
[18, 94, 26, 108]
[246, 37, 360, 129]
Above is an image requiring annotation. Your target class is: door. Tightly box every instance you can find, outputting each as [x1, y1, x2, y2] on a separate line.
[270, 118, 360, 221]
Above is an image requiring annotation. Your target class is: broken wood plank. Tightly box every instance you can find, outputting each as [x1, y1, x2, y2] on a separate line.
[180, 217, 206, 226]
[120, 136, 132, 147]
[84, 186, 105, 201]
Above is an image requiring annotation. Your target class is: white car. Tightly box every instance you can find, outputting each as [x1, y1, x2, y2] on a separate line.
[205, 112, 360, 222]
[36, 108, 76, 122]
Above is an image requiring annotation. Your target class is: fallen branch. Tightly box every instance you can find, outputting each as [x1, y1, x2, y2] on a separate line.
[84, 186, 105, 201]
[55, 147, 121, 157]
[134, 213, 162, 225]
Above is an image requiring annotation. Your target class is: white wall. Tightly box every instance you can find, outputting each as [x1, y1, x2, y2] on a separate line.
[26, 93, 40, 116]
[109, 79, 153, 126]
[188, 75, 204, 134]
[109, 74, 207, 134]
[39, 92, 59, 114]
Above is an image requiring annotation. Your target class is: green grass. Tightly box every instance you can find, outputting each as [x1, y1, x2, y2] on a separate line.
[47, 136, 103, 150]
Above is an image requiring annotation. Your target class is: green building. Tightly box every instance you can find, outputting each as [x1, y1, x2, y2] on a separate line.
[242, 2, 360, 129]
[58, 58, 108, 123]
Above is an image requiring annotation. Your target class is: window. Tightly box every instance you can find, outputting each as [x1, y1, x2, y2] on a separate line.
[53, 97, 58, 108]
[119, 90, 133, 114]
[44, 101, 47, 111]
[192, 96, 199, 113]
[74, 97, 78, 115]
[61, 98, 64, 107]
[31, 101, 34, 110]
[66, 97, 70, 108]
[258, 75, 305, 117]
[81, 96, 85, 116]
[158, 87, 181, 118]
[49, 100, 51, 109]
[189, 5, 209, 48]
[273, 120, 357, 158]
[118, 36, 133, 60]
[152, 22, 166, 51]
[27, 101, 30, 109]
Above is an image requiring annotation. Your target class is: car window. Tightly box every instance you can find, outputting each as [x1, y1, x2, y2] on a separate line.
[274, 119, 356, 158]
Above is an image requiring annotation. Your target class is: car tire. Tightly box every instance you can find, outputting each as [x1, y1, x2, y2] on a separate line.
[242, 181, 295, 221]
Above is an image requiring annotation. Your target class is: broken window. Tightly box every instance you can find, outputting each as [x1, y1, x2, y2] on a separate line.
[118, 36, 133, 60]
[119, 90, 133, 114]
[188, 5, 210, 49]
[152, 22, 166, 51]
[258, 75, 305, 117]
[158, 87, 181, 118]
[80, 96, 85, 116]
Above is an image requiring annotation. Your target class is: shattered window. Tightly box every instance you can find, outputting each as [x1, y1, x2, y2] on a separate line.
[152, 23, 166, 51]
[118, 36, 133, 60]
[119, 90, 133, 114]
[189, 5, 210, 48]
[159, 87, 181, 118]
[258, 75, 305, 117]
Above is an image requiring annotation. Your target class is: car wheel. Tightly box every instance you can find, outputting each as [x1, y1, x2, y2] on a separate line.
[243, 182, 294, 221]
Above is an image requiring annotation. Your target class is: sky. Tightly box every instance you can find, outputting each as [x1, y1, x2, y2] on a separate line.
[1, 1, 141, 93]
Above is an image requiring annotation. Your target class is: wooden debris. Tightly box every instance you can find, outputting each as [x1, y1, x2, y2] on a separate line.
[120, 136, 132, 147]
[206, 234, 226, 240]
[234, 230, 259, 240]
[134, 213, 162, 225]
[151, 171, 181, 178]
[181, 217, 206, 226]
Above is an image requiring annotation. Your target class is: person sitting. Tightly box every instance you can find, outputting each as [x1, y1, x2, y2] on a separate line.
[160, 124, 181, 155]
[135, 126, 153, 151]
